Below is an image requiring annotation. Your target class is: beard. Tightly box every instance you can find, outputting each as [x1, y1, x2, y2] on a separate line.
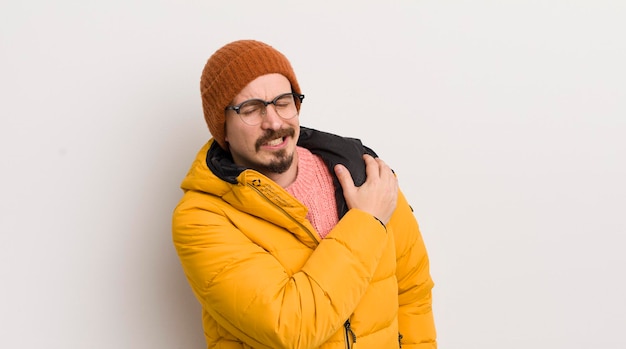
[253, 127, 297, 174]
[258, 149, 294, 174]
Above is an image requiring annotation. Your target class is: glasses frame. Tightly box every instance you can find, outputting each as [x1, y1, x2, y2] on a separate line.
[225, 92, 305, 124]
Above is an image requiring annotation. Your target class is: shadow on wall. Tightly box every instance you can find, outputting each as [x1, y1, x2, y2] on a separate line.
[135, 108, 208, 347]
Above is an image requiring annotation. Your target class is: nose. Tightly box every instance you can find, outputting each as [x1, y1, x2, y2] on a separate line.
[260, 104, 283, 129]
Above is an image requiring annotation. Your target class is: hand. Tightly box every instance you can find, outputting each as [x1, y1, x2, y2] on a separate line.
[334, 154, 398, 225]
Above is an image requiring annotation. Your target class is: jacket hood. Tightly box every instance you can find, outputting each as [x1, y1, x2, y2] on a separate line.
[180, 126, 376, 218]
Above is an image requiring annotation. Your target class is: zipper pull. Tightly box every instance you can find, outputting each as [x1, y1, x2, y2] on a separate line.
[344, 319, 357, 345]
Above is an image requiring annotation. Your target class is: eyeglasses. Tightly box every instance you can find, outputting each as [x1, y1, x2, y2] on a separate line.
[225, 92, 305, 126]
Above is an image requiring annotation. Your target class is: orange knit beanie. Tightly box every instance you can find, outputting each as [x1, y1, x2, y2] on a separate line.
[200, 40, 302, 149]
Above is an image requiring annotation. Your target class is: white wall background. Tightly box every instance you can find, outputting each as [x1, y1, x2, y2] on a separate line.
[1, 1, 624, 348]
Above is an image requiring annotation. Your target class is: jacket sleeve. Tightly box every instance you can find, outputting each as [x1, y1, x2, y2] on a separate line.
[172, 192, 389, 349]
[392, 190, 437, 348]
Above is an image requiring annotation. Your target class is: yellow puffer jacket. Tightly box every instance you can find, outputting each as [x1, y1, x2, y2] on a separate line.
[173, 127, 436, 348]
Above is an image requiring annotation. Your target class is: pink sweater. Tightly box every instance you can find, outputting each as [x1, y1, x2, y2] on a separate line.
[286, 147, 338, 239]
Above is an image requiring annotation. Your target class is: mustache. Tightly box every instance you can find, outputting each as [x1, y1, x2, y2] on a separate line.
[255, 128, 296, 150]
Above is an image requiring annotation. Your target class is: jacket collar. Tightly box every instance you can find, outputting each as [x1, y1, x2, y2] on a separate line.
[205, 126, 377, 218]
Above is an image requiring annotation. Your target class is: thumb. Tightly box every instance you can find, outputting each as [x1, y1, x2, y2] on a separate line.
[334, 164, 355, 194]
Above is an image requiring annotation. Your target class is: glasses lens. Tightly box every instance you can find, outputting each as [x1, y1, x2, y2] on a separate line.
[238, 100, 265, 125]
[274, 94, 298, 119]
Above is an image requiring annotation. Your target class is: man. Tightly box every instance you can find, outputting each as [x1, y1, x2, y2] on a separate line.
[172, 39, 436, 348]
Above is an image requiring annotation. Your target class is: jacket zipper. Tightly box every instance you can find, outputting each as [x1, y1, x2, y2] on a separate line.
[398, 333, 403, 348]
[252, 182, 363, 347]
[248, 183, 320, 245]
[344, 319, 356, 349]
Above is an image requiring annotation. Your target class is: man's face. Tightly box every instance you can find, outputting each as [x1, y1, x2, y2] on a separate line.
[224, 73, 300, 175]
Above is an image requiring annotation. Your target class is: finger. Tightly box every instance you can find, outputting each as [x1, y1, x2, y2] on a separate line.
[374, 157, 390, 177]
[363, 154, 381, 180]
[373, 157, 396, 181]
[334, 164, 356, 193]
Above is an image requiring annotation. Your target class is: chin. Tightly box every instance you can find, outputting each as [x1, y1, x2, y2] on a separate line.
[261, 149, 294, 174]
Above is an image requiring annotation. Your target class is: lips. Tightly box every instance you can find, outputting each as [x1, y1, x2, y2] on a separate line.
[255, 128, 296, 150]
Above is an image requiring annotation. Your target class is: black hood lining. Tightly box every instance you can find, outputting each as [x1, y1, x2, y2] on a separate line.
[205, 126, 376, 218]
